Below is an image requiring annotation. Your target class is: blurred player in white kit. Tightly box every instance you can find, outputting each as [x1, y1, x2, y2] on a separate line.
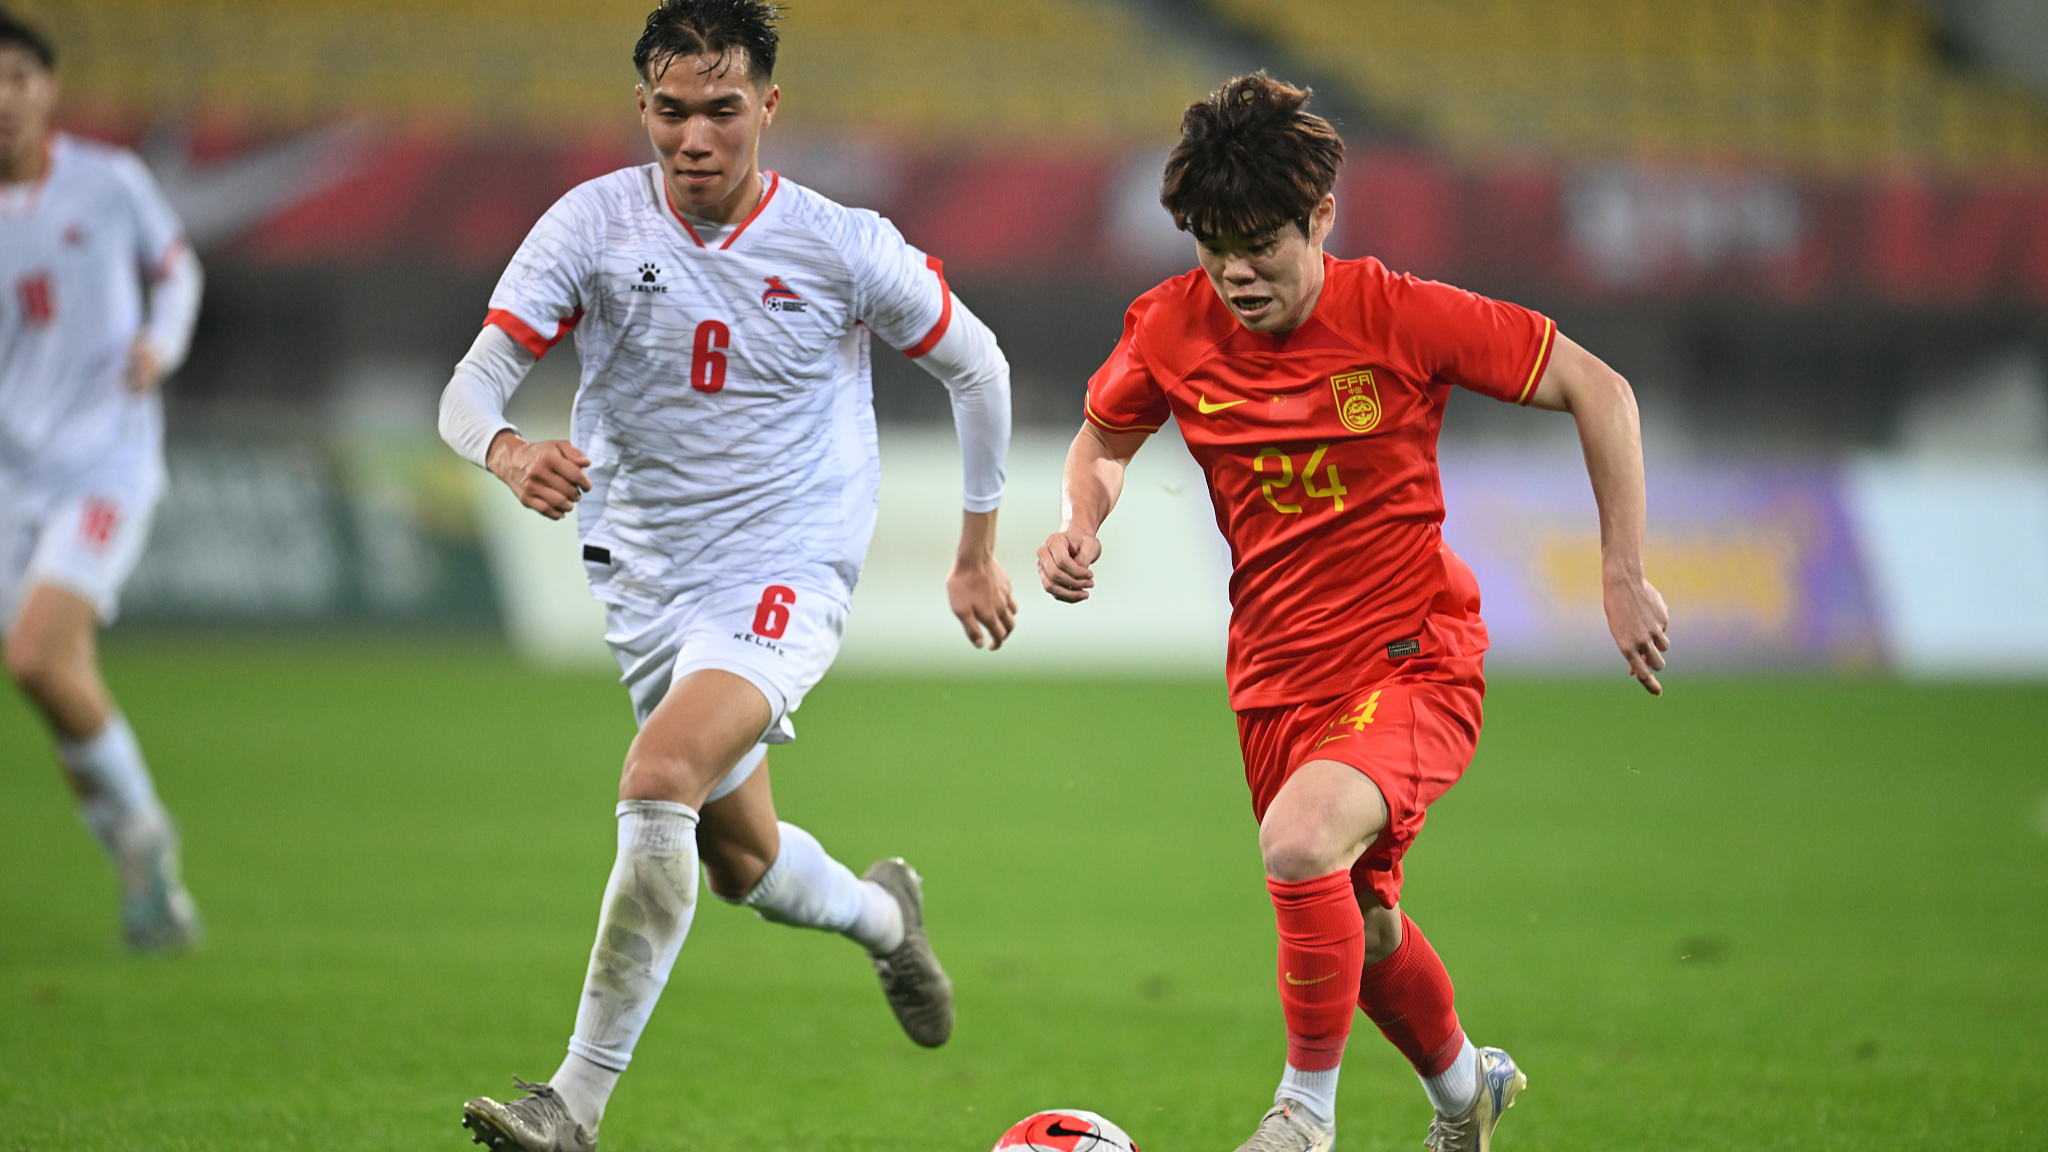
[0, 10, 203, 951]
[438, 2, 1014, 1148]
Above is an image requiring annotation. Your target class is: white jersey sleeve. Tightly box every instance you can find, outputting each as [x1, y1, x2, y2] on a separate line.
[439, 324, 538, 468]
[109, 151, 202, 375]
[840, 211, 1009, 510]
[910, 295, 1009, 513]
[485, 184, 604, 358]
[844, 212, 950, 355]
[109, 150, 183, 271]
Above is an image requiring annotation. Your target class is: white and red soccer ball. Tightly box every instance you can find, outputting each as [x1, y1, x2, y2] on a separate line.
[993, 1110, 1141, 1152]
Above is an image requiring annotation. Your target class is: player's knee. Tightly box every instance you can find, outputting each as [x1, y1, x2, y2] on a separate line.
[4, 629, 58, 698]
[618, 743, 722, 805]
[1259, 819, 1347, 883]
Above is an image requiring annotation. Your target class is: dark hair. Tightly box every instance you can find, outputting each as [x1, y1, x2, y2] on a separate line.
[634, 0, 779, 86]
[0, 9, 55, 70]
[1161, 72, 1345, 240]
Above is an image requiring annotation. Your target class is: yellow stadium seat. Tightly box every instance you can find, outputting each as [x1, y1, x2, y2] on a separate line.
[1209, 0, 2048, 173]
[18, 0, 1213, 142]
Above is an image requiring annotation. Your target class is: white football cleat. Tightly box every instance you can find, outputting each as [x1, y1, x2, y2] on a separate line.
[462, 1078, 596, 1152]
[863, 858, 954, 1047]
[1424, 1046, 1526, 1152]
[1235, 1101, 1335, 1152]
[118, 817, 200, 953]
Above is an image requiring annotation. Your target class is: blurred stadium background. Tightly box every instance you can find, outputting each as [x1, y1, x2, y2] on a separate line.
[12, 0, 2048, 675]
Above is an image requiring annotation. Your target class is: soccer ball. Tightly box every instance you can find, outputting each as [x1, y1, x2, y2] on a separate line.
[992, 1110, 1141, 1152]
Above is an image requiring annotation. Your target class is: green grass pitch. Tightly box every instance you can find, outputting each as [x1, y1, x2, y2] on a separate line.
[2, 636, 2045, 1151]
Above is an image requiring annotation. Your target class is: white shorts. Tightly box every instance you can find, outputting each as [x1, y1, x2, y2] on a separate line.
[0, 462, 163, 629]
[605, 578, 849, 804]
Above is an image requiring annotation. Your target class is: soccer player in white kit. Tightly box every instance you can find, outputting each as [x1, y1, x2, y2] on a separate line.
[440, 4, 1015, 1149]
[0, 11, 203, 951]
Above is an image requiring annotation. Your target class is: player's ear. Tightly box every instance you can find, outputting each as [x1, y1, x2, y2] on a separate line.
[760, 83, 779, 127]
[635, 83, 649, 122]
[1308, 195, 1337, 249]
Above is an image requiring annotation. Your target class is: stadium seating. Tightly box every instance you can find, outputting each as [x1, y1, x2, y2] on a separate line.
[19, 0, 1212, 141]
[1206, 0, 2048, 172]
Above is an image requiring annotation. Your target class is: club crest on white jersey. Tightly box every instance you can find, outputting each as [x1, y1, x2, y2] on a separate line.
[760, 276, 807, 313]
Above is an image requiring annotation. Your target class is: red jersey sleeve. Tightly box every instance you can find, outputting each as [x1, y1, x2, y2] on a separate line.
[1085, 296, 1172, 433]
[1390, 275, 1557, 406]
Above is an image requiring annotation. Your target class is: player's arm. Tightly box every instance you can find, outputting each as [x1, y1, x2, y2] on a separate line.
[910, 296, 1018, 649]
[115, 147, 206, 393]
[1038, 421, 1148, 603]
[1526, 333, 1670, 694]
[127, 242, 203, 393]
[437, 324, 590, 519]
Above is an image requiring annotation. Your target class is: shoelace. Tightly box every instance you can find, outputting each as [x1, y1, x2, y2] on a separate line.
[507, 1077, 569, 1122]
[1423, 1110, 1473, 1152]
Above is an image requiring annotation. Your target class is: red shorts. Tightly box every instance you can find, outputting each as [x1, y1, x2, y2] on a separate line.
[1237, 659, 1485, 909]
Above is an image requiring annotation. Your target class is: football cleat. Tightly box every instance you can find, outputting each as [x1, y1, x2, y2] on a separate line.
[461, 1078, 596, 1152]
[862, 858, 954, 1047]
[1423, 1047, 1526, 1152]
[118, 817, 201, 953]
[1235, 1101, 1335, 1152]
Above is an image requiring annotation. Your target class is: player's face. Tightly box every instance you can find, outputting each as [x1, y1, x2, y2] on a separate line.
[0, 45, 57, 161]
[1195, 195, 1337, 334]
[637, 50, 779, 222]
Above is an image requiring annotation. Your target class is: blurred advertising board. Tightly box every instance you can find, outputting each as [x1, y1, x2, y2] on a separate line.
[1440, 451, 1886, 671]
[474, 435, 2048, 678]
[121, 437, 495, 625]
[124, 427, 2048, 680]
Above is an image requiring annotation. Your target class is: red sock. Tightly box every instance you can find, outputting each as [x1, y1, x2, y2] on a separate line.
[1356, 912, 1465, 1077]
[1267, 873, 1366, 1072]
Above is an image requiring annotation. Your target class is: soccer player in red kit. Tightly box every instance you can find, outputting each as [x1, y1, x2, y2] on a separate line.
[1038, 75, 1670, 1152]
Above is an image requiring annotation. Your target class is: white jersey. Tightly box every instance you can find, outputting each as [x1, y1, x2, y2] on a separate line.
[0, 133, 187, 483]
[486, 165, 956, 608]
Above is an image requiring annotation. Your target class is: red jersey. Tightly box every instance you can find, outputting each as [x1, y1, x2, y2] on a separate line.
[1086, 255, 1557, 710]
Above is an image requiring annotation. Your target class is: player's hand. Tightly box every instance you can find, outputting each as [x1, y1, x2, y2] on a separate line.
[1037, 529, 1102, 603]
[488, 431, 592, 520]
[125, 338, 164, 394]
[948, 551, 1017, 650]
[1604, 569, 1670, 696]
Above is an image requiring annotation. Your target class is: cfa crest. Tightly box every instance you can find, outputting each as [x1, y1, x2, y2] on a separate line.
[1330, 370, 1382, 433]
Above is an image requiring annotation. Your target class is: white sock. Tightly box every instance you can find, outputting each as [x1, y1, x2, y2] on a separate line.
[1420, 1037, 1480, 1116]
[548, 1051, 619, 1134]
[738, 822, 904, 954]
[58, 714, 166, 858]
[1277, 1063, 1339, 1131]
[557, 800, 700, 1134]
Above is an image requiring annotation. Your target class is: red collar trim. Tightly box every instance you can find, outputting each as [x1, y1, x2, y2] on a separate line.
[664, 183, 706, 247]
[662, 169, 779, 250]
[719, 170, 778, 249]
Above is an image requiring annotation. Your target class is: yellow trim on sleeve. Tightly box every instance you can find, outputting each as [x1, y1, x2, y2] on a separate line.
[1514, 317, 1556, 406]
[1085, 395, 1163, 434]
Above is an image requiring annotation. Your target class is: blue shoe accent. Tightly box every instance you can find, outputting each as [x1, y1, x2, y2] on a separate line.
[1482, 1049, 1519, 1114]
